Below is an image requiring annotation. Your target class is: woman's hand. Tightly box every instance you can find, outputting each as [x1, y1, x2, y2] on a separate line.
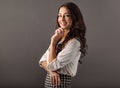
[50, 71, 61, 87]
[51, 28, 64, 46]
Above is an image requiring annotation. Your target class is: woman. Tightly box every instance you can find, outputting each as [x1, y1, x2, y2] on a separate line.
[39, 2, 87, 88]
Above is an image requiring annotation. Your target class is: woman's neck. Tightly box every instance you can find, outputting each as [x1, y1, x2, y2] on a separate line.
[60, 29, 70, 42]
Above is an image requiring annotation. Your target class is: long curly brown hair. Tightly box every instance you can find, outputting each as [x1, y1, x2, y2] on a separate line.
[56, 2, 87, 64]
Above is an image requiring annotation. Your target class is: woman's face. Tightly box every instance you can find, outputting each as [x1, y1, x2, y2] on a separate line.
[57, 7, 72, 29]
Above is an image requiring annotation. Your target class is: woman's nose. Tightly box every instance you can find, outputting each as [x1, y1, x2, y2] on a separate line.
[61, 16, 65, 21]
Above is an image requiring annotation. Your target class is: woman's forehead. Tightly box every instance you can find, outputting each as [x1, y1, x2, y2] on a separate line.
[58, 7, 70, 14]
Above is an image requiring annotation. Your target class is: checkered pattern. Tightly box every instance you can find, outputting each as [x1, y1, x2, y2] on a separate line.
[44, 73, 72, 88]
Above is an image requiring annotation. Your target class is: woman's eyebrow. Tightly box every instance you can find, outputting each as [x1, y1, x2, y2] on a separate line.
[58, 12, 70, 15]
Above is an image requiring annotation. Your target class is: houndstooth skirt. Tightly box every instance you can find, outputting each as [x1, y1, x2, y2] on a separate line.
[44, 73, 72, 88]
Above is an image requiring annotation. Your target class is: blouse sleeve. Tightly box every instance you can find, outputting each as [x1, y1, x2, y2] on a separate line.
[47, 39, 80, 71]
[39, 48, 49, 67]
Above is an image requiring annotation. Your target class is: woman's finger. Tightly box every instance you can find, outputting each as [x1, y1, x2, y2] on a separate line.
[57, 75, 61, 86]
[55, 74, 61, 87]
[50, 75, 55, 85]
[54, 75, 58, 87]
[58, 28, 64, 36]
[50, 75, 53, 85]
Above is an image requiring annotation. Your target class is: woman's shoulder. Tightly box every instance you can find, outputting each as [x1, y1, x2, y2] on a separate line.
[69, 37, 80, 43]
[67, 38, 80, 46]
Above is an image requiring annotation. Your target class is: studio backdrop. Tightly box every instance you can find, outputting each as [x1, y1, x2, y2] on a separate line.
[0, 0, 120, 88]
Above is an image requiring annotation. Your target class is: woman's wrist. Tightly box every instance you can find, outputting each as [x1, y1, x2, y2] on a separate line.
[50, 41, 57, 47]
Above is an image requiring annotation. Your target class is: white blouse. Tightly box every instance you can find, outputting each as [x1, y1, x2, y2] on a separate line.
[39, 38, 81, 77]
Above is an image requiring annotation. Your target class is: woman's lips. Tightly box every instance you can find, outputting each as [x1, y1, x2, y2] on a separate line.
[60, 22, 67, 26]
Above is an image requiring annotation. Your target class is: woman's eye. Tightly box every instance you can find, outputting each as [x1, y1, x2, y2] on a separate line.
[58, 15, 62, 17]
[58, 14, 71, 18]
[65, 14, 70, 17]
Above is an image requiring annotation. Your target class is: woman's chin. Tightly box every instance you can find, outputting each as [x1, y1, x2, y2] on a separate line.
[60, 26, 67, 29]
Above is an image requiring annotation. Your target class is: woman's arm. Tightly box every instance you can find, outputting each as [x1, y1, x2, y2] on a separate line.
[48, 44, 57, 63]
[48, 28, 64, 63]
[40, 61, 61, 87]
[39, 61, 50, 72]
[47, 39, 81, 71]
[39, 28, 63, 87]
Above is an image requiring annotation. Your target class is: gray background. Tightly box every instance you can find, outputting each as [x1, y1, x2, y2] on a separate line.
[0, 0, 120, 88]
